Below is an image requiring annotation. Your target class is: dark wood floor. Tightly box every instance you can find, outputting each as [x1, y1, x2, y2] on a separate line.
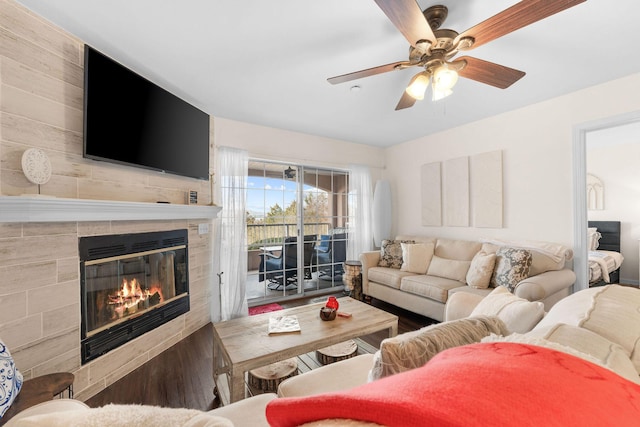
[85, 297, 436, 411]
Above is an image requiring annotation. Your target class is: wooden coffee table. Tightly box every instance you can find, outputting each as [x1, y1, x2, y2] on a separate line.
[212, 297, 398, 404]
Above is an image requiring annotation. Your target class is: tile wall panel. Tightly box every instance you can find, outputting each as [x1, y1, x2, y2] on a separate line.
[0, 0, 216, 400]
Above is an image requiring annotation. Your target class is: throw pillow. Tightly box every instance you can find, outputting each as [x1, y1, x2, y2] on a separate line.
[426, 256, 471, 283]
[491, 247, 532, 291]
[378, 239, 414, 269]
[400, 242, 434, 274]
[470, 286, 544, 334]
[0, 339, 23, 418]
[369, 316, 508, 380]
[466, 251, 496, 289]
[588, 227, 602, 251]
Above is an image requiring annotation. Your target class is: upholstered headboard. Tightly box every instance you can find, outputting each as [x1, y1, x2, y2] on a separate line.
[588, 221, 621, 252]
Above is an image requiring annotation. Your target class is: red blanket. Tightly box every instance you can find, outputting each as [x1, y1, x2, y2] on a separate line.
[266, 342, 640, 427]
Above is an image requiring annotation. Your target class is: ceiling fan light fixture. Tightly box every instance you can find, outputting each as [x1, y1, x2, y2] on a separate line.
[433, 64, 459, 90]
[405, 72, 430, 100]
[431, 84, 452, 101]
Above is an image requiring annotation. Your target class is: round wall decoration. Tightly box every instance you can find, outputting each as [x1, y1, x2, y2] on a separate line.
[21, 148, 52, 185]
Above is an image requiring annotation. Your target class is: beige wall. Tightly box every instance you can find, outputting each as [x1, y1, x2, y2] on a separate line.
[384, 73, 640, 256]
[214, 117, 385, 177]
[0, 0, 214, 400]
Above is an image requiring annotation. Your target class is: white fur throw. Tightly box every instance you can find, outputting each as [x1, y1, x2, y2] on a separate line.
[10, 404, 233, 427]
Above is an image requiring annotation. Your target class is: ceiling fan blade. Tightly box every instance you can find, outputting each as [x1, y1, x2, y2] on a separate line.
[374, 0, 436, 47]
[454, 56, 525, 89]
[395, 91, 417, 110]
[327, 61, 412, 85]
[457, 0, 586, 49]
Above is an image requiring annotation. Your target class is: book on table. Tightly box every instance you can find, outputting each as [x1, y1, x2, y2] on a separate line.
[268, 315, 301, 334]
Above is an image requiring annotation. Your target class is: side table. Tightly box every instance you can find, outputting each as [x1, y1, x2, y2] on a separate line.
[343, 260, 363, 301]
[0, 372, 74, 425]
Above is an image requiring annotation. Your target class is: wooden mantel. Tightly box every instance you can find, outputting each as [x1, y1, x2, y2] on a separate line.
[0, 196, 221, 223]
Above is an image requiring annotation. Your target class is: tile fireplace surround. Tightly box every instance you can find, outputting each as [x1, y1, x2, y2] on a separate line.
[0, 196, 221, 401]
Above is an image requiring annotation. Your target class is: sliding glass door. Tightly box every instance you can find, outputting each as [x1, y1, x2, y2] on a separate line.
[246, 161, 349, 303]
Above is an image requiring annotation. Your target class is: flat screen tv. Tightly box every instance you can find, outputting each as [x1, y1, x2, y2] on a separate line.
[83, 45, 210, 180]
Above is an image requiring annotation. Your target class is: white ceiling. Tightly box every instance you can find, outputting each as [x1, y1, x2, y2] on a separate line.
[15, 0, 640, 148]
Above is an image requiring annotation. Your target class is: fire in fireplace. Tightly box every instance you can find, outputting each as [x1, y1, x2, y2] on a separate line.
[79, 229, 190, 364]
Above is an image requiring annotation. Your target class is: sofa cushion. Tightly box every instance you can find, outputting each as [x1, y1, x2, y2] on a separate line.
[400, 242, 434, 274]
[0, 339, 23, 418]
[491, 247, 532, 291]
[278, 354, 374, 398]
[370, 316, 508, 380]
[434, 238, 482, 261]
[377, 239, 414, 269]
[400, 275, 463, 303]
[524, 324, 640, 384]
[466, 251, 496, 289]
[470, 286, 544, 334]
[534, 285, 640, 373]
[367, 267, 416, 290]
[208, 393, 276, 427]
[426, 256, 471, 283]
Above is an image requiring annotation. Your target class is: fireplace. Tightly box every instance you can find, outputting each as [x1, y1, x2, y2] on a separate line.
[79, 229, 190, 364]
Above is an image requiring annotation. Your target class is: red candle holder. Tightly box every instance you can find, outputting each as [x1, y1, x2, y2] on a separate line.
[326, 296, 339, 311]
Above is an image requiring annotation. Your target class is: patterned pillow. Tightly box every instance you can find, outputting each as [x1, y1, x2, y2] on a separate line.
[378, 239, 415, 269]
[491, 247, 532, 291]
[588, 228, 602, 250]
[0, 339, 23, 417]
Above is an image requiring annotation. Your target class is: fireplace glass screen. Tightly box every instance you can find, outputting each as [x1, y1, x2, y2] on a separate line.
[83, 247, 186, 335]
[79, 229, 190, 363]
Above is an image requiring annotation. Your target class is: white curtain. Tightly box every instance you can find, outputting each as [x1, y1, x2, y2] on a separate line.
[347, 164, 374, 261]
[214, 146, 249, 320]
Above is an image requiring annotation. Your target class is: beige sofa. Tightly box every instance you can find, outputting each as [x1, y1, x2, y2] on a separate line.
[360, 235, 577, 321]
[9, 285, 640, 426]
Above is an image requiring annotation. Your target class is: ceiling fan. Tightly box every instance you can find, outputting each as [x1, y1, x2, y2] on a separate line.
[327, 0, 586, 110]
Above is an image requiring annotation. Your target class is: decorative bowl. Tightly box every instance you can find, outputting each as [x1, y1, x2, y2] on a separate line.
[319, 306, 337, 321]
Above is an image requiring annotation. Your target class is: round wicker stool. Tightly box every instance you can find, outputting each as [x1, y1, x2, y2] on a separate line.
[248, 357, 298, 393]
[316, 340, 358, 365]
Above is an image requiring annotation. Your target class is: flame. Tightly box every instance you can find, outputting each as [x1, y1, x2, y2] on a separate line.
[108, 278, 164, 318]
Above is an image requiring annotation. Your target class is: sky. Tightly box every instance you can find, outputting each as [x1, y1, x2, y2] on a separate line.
[246, 176, 323, 219]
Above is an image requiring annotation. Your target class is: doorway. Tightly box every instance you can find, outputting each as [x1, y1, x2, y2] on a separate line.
[572, 110, 640, 290]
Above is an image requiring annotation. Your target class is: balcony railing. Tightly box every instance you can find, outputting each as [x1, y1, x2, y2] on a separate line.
[247, 222, 333, 249]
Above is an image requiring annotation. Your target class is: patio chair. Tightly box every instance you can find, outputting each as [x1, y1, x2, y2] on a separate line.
[259, 235, 316, 290]
[316, 233, 347, 279]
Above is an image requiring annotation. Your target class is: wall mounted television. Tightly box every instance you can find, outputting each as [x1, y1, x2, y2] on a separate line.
[83, 45, 210, 180]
